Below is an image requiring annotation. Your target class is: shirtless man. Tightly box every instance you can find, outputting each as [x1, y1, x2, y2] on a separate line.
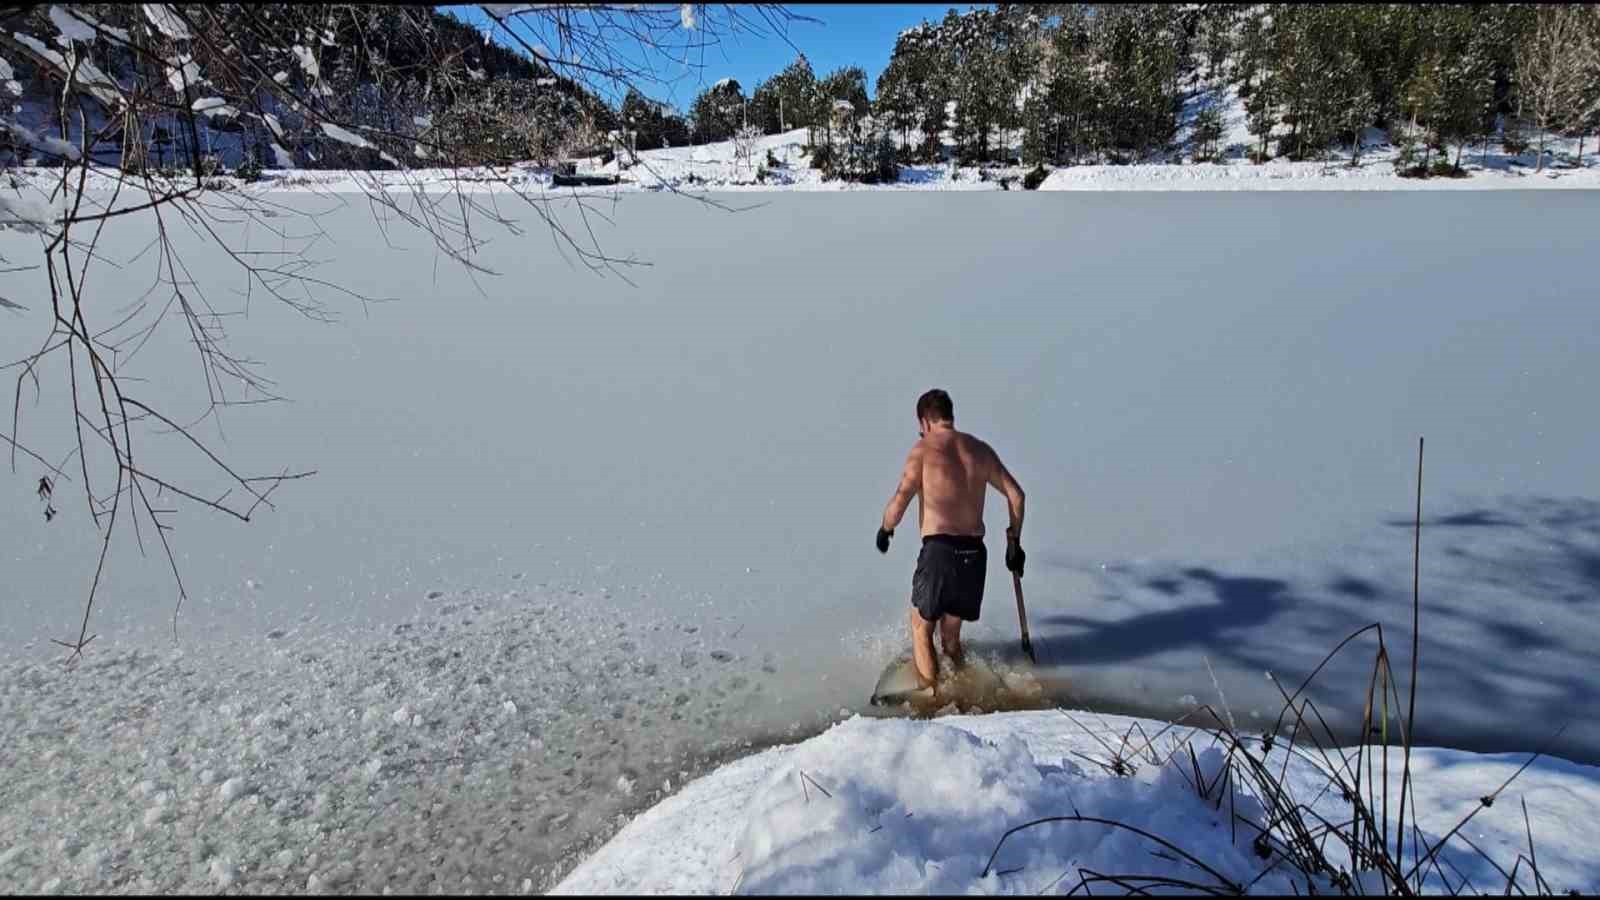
[876, 388, 1026, 691]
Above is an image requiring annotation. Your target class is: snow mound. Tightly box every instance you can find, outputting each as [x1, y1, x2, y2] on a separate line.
[731, 717, 1270, 894]
[558, 712, 1600, 895]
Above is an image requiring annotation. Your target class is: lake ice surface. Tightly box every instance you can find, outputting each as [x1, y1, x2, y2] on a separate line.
[2, 191, 1598, 890]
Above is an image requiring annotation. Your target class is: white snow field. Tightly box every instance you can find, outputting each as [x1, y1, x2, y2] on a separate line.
[555, 712, 1600, 894]
[2, 189, 1599, 891]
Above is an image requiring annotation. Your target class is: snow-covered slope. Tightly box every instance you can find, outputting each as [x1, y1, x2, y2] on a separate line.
[556, 712, 1600, 895]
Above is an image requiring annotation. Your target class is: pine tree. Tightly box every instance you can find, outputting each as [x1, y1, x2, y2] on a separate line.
[689, 78, 745, 145]
[1041, 7, 1099, 164]
[995, 4, 1043, 165]
[874, 57, 917, 154]
[620, 88, 666, 151]
[880, 20, 949, 161]
[1238, 7, 1277, 162]
[1400, 50, 1446, 172]
[1333, 48, 1378, 167]
[1428, 8, 1497, 171]
[1566, 6, 1600, 166]
[1515, 5, 1588, 172]
[755, 55, 817, 141]
[1193, 4, 1239, 86]
[748, 79, 781, 135]
[813, 66, 868, 166]
[1191, 103, 1224, 162]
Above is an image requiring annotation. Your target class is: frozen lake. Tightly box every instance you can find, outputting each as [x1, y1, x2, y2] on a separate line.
[2, 190, 1599, 889]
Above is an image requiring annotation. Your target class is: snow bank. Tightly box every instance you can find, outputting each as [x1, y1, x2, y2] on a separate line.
[0, 183, 61, 232]
[250, 138, 1600, 194]
[557, 712, 1600, 895]
[1038, 158, 1600, 191]
[731, 718, 1275, 894]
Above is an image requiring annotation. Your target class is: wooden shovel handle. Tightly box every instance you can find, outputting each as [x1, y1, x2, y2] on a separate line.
[1012, 571, 1036, 664]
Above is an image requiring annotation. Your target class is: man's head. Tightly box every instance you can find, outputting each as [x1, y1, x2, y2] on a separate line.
[916, 388, 953, 436]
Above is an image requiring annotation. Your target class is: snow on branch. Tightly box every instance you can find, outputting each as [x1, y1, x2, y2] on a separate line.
[164, 54, 203, 94]
[3, 118, 81, 161]
[48, 5, 99, 43]
[290, 44, 319, 81]
[8, 30, 123, 108]
[320, 121, 371, 150]
[141, 4, 192, 41]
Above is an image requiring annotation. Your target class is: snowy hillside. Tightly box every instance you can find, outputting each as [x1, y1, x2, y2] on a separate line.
[580, 86, 1600, 192]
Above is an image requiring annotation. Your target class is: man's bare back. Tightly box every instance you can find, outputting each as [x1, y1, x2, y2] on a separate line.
[903, 427, 1003, 539]
[880, 423, 1024, 544]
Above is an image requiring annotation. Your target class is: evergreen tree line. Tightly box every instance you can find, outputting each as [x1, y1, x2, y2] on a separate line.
[9, 4, 1593, 174]
[670, 4, 1600, 173]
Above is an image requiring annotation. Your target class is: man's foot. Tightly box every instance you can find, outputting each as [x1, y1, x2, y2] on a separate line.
[909, 667, 940, 704]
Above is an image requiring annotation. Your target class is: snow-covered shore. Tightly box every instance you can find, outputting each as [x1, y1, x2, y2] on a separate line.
[266, 122, 1600, 194]
[4, 124, 1598, 223]
[556, 710, 1600, 895]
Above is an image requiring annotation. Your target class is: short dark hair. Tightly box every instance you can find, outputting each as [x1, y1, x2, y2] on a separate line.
[916, 388, 953, 423]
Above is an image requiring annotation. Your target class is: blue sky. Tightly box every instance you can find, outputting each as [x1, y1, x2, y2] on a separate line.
[440, 5, 983, 113]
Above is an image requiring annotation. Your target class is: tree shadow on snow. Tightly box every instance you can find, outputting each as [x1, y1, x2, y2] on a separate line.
[968, 495, 1600, 766]
[969, 567, 1296, 668]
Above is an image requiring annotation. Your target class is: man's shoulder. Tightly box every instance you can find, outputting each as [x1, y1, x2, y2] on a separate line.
[956, 430, 993, 453]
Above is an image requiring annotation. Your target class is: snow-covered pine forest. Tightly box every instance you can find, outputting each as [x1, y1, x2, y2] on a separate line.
[3, 5, 1598, 187]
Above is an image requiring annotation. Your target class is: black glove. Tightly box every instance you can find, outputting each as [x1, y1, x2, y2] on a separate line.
[876, 527, 893, 554]
[1005, 537, 1025, 577]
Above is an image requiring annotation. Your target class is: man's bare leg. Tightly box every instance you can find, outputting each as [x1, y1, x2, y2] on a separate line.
[910, 606, 939, 692]
[940, 615, 966, 670]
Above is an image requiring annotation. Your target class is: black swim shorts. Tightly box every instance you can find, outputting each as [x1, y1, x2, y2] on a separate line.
[911, 534, 986, 623]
